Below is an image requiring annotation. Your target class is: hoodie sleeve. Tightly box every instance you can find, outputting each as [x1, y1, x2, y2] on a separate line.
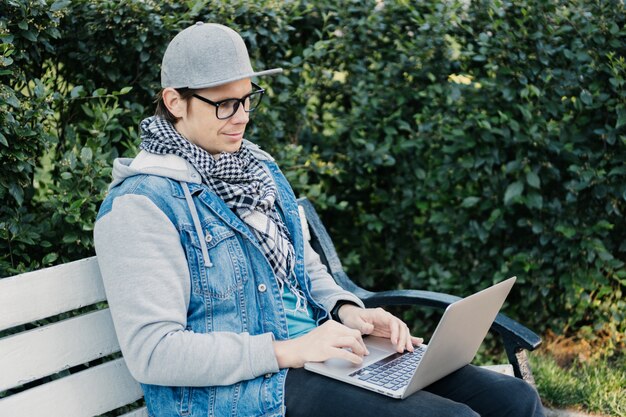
[94, 194, 279, 387]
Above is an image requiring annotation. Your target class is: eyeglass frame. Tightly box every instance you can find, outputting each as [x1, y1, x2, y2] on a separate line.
[191, 82, 265, 120]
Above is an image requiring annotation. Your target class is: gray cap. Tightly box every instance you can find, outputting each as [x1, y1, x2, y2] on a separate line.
[161, 22, 282, 89]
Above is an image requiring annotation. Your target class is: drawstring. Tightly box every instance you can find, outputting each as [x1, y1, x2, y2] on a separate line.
[182, 182, 213, 267]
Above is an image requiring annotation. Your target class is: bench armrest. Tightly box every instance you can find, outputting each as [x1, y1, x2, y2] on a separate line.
[362, 289, 541, 350]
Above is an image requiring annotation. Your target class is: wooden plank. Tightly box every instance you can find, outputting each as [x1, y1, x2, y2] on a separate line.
[0, 358, 143, 417]
[480, 364, 515, 377]
[0, 257, 106, 331]
[119, 407, 148, 417]
[0, 309, 120, 391]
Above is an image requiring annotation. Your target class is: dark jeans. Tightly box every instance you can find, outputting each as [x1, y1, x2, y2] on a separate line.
[285, 365, 545, 417]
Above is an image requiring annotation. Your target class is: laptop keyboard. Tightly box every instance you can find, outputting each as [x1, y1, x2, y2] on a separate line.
[349, 345, 427, 391]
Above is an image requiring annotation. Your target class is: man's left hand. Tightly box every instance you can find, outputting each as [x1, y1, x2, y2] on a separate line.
[337, 305, 423, 353]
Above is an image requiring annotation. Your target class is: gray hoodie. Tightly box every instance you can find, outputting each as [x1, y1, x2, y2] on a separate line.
[94, 141, 364, 387]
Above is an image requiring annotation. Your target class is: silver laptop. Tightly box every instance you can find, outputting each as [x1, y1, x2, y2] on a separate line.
[304, 277, 516, 399]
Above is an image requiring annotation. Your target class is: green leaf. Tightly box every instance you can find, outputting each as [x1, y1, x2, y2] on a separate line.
[8, 182, 24, 205]
[461, 196, 480, 208]
[70, 198, 86, 211]
[81, 104, 94, 117]
[597, 250, 614, 262]
[580, 89, 593, 105]
[525, 192, 543, 209]
[608, 166, 626, 176]
[526, 171, 540, 188]
[616, 107, 626, 129]
[42, 252, 59, 265]
[189, 0, 211, 16]
[0, 132, 7, 147]
[594, 220, 613, 230]
[62, 234, 78, 244]
[80, 147, 93, 164]
[70, 85, 85, 98]
[516, 105, 532, 120]
[5, 90, 20, 108]
[555, 225, 576, 239]
[50, 0, 71, 12]
[504, 181, 524, 205]
[21, 30, 37, 42]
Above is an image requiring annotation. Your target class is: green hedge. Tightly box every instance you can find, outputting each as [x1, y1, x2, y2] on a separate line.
[1, 0, 624, 346]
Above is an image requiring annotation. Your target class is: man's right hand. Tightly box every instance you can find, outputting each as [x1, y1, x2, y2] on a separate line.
[273, 320, 369, 368]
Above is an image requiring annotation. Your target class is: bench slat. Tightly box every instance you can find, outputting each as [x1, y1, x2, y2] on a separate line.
[119, 407, 149, 417]
[480, 364, 515, 377]
[0, 358, 143, 417]
[0, 257, 106, 332]
[0, 309, 120, 391]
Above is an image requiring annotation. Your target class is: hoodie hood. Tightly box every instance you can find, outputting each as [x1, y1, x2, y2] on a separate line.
[109, 139, 274, 191]
[107, 139, 276, 274]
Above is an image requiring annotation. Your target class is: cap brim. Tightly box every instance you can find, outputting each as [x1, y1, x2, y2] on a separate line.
[167, 68, 283, 89]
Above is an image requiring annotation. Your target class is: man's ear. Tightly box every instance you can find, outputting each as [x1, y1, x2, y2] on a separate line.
[162, 87, 187, 118]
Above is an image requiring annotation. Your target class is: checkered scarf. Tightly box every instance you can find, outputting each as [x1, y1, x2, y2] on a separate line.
[140, 116, 307, 311]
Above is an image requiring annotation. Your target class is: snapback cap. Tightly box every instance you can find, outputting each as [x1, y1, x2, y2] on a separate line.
[161, 22, 282, 89]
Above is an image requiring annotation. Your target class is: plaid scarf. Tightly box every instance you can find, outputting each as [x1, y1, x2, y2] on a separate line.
[140, 116, 307, 312]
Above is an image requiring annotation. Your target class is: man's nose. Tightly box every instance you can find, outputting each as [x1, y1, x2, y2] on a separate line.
[231, 103, 249, 124]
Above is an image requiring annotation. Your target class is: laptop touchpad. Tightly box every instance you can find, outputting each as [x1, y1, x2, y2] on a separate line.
[323, 346, 393, 370]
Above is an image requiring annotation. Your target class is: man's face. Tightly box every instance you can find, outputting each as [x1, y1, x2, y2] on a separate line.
[175, 78, 252, 155]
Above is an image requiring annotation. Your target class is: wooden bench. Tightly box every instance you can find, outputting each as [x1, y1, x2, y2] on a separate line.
[0, 198, 541, 417]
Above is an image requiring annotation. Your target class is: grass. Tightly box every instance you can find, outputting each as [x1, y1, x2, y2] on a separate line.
[529, 331, 626, 417]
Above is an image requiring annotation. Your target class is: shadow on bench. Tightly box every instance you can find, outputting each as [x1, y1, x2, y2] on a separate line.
[0, 198, 541, 416]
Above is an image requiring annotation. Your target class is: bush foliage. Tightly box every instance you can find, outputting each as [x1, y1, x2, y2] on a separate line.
[1, 0, 624, 345]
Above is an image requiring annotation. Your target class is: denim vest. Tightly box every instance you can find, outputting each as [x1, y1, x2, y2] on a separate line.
[102, 160, 327, 417]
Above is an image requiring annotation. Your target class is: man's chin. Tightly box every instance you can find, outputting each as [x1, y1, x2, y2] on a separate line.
[212, 142, 243, 158]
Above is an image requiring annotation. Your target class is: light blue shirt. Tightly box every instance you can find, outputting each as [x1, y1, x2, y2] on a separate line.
[283, 286, 316, 338]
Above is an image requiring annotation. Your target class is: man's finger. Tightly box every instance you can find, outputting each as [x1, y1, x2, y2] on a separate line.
[341, 325, 369, 354]
[404, 327, 414, 352]
[411, 336, 424, 346]
[389, 317, 400, 347]
[360, 321, 375, 334]
[395, 321, 408, 352]
[333, 347, 364, 365]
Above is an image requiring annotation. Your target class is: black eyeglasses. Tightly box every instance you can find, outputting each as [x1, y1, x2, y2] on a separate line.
[192, 82, 265, 120]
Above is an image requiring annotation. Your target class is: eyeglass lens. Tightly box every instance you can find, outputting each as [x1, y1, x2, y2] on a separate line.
[217, 91, 263, 119]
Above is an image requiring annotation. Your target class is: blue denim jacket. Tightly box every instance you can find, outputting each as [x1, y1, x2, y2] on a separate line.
[95, 148, 363, 417]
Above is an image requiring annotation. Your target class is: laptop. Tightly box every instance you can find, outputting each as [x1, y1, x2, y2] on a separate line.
[304, 277, 516, 399]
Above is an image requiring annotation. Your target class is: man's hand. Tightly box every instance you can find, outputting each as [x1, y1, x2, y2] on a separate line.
[273, 320, 369, 368]
[338, 305, 423, 353]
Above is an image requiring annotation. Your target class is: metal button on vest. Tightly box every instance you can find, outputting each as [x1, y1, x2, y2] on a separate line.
[257, 283, 267, 293]
[264, 373, 272, 379]
[205, 233, 212, 243]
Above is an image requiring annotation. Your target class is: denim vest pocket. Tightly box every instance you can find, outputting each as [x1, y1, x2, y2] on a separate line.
[181, 222, 242, 299]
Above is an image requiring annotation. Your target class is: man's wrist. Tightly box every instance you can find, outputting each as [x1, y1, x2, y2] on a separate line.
[273, 339, 298, 368]
[330, 300, 359, 323]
